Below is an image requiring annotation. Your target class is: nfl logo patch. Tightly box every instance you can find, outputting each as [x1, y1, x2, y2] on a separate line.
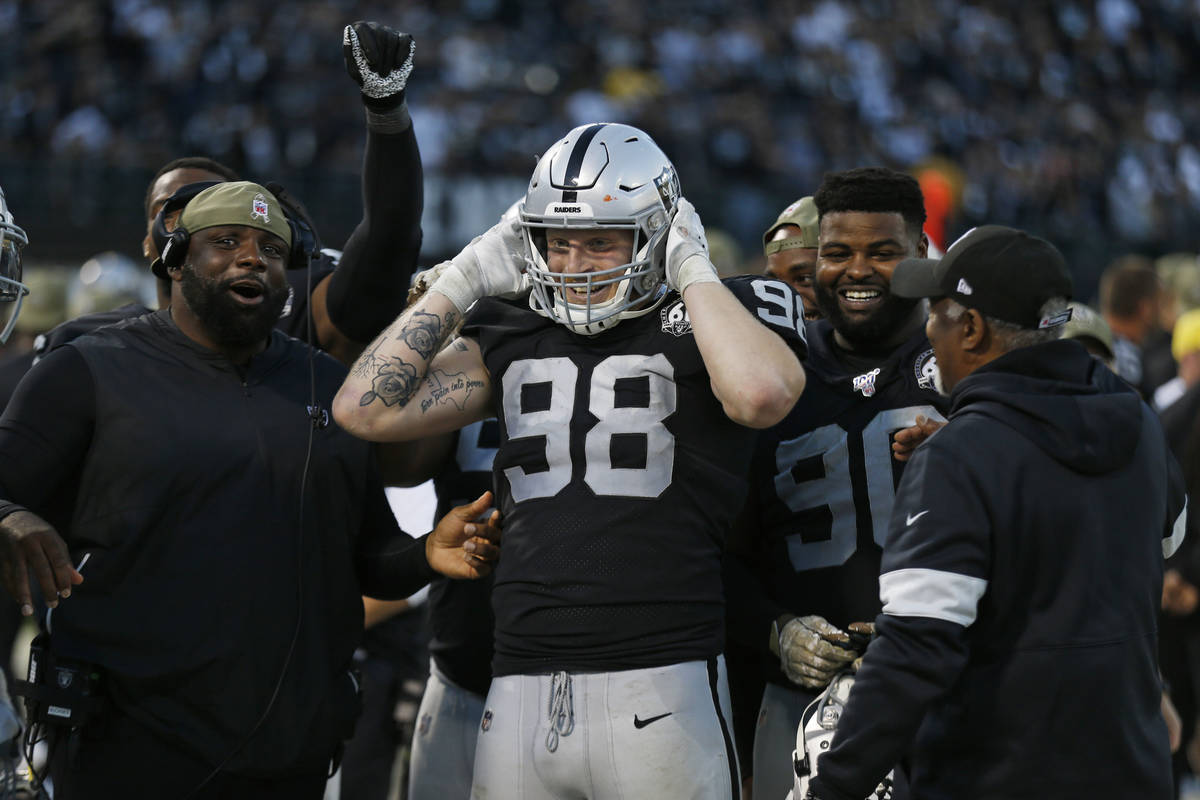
[251, 193, 270, 222]
[418, 713, 431, 736]
[660, 301, 692, 336]
[481, 709, 493, 732]
[852, 368, 881, 397]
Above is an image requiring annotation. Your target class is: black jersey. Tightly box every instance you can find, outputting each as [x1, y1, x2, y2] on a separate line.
[462, 276, 808, 676]
[427, 419, 500, 696]
[744, 321, 950, 637]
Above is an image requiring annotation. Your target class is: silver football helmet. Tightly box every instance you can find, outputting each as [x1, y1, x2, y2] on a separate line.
[520, 122, 680, 334]
[0, 186, 29, 344]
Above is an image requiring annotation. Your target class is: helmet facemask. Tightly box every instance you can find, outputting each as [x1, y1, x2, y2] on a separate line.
[520, 122, 680, 335]
[523, 211, 669, 335]
[0, 188, 29, 344]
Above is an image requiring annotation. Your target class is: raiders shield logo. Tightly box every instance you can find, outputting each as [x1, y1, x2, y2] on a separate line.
[914, 348, 938, 391]
[481, 709, 493, 732]
[660, 300, 692, 336]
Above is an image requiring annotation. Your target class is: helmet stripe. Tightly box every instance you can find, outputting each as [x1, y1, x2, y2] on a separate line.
[560, 123, 607, 202]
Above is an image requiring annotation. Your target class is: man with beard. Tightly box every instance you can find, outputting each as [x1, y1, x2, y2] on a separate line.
[725, 167, 949, 800]
[0, 182, 502, 799]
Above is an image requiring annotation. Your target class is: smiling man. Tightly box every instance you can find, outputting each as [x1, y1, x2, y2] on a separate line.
[807, 225, 1185, 800]
[0, 181, 500, 799]
[335, 122, 808, 799]
[725, 167, 950, 799]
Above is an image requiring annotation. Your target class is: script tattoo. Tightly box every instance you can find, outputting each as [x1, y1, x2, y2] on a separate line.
[360, 358, 420, 407]
[420, 368, 486, 414]
[398, 311, 442, 360]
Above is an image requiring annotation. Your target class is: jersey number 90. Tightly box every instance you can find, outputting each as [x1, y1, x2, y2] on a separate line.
[501, 355, 676, 501]
[773, 405, 945, 571]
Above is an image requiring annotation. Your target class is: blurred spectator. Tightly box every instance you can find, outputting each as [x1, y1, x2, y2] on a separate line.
[1100, 255, 1164, 392]
[1155, 309, 1200, 412]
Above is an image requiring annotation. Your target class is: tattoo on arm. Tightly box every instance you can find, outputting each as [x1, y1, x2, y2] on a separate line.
[398, 311, 443, 360]
[360, 358, 420, 407]
[419, 368, 486, 414]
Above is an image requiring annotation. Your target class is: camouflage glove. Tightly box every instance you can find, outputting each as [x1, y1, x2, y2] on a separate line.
[343, 21, 414, 113]
[664, 197, 720, 294]
[770, 614, 862, 690]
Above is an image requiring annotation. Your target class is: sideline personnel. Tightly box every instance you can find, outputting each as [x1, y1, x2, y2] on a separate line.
[0, 182, 498, 799]
[807, 226, 1187, 800]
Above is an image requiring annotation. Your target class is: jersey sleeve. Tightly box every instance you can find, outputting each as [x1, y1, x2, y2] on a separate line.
[720, 274, 808, 360]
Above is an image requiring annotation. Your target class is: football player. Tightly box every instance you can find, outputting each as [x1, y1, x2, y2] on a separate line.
[334, 122, 808, 799]
[763, 196, 822, 322]
[725, 167, 950, 800]
[404, 419, 499, 800]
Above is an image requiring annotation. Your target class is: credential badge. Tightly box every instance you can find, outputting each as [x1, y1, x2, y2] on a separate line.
[660, 300, 692, 336]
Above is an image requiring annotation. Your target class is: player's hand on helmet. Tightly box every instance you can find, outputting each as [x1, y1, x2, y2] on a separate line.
[426, 491, 502, 580]
[343, 21, 415, 112]
[0, 509, 82, 617]
[665, 197, 720, 295]
[431, 204, 527, 313]
[771, 614, 863, 690]
[892, 415, 945, 462]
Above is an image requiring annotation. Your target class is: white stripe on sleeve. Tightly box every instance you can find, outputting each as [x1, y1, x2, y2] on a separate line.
[880, 568, 988, 627]
[1164, 497, 1187, 559]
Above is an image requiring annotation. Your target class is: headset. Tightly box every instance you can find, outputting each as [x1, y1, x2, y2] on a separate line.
[150, 181, 320, 278]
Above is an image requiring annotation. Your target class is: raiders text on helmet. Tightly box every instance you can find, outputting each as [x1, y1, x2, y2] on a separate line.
[520, 123, 681, 334]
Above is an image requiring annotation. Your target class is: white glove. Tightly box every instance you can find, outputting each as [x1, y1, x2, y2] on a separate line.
[430, 204, 527, 313]
[665, 197, 720, 294]
[772, 615, 862, 690]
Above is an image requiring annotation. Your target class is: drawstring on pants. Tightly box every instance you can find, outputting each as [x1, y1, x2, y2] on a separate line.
[545, 671, 574, 753]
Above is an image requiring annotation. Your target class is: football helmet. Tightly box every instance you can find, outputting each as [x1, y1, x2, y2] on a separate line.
[521, 122, 680, 334]
[0, 185, 29, 344]
[789, 670, 893, 800]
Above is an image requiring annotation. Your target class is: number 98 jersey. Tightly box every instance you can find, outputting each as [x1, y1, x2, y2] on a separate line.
[745, 321, 950, 639]
[462, 277, 807, 677]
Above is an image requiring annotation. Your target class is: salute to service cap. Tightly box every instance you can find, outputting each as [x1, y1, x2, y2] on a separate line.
[891, 225, 1073, 329]
[179, 182, 293, 248]
[763, 196, 819, 255]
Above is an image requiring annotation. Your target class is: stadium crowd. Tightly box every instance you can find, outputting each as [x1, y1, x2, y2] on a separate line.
[3, 0, 1200, 273]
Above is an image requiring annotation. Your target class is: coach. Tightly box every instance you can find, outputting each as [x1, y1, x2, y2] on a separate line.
[0, 182, 498, 799]
[808, 226, 1187, 800]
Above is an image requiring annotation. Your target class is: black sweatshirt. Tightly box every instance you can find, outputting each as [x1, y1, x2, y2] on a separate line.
[811, 339, 1186, 800]
[0, 310, 433, 776]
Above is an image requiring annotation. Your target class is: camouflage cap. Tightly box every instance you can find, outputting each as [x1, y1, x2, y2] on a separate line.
[763, 196, 819, 255]
[178, 182, 292, 248]
[1061, 301, 1114, 360]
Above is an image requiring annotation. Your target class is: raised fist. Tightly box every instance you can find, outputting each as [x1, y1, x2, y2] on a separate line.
[343, 21, 415, 111]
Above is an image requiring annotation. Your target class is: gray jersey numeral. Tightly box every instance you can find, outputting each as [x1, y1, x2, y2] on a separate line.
[773, 405, 945, 571]
[502, 355, 677, 501]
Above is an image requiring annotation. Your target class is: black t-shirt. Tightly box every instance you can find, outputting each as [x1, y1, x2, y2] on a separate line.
[740, 321, 950, 644]
[462, 277, 808, 675]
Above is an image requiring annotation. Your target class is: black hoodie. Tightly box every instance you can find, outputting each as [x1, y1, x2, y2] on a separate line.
[811, 339, 1186, 800]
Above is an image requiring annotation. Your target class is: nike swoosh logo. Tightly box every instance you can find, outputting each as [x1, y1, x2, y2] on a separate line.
[906, 510, 930, 526]
[633, 712, 673, 729]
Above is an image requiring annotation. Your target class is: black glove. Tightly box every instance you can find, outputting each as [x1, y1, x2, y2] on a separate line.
[343, 21, 414, 112]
